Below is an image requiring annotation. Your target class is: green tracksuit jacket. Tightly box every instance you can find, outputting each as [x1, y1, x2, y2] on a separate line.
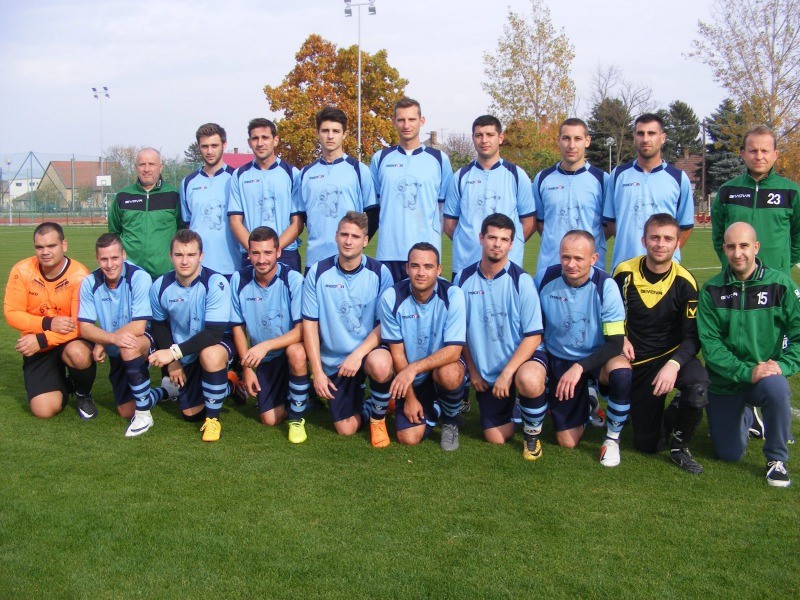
[711, 169, 800, 274]
[698, 259, 800, 395]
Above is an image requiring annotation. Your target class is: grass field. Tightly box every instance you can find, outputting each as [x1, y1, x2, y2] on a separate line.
[1, 225, 798, 599]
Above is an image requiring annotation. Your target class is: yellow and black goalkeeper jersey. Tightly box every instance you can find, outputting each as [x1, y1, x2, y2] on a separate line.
[612, 256, 700, 367]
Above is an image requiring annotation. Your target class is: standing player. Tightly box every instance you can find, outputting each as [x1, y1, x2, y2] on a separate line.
[613, 214, 708, 473]
[302, 212, 394, 447]
[110, 148, 183, 279]
[297, 107, 375, 269]
[4, 222, 96, 419]
[148, 230, 234, 442]
[603, 114, 694, 272]
[533, 118, 608, 279]
[458, 214, 547, 460]
[231, 227, 309, 443]
[370, 97, 453, 282]
[180, 123, 240, 277]
[537, 230, 632, 466]
[78, 233, 178, 435]
[229, 118, 304, 273]
[445, 115, 534, 281]
[379, 243, 467, 450]
[698, 222, 800, 487]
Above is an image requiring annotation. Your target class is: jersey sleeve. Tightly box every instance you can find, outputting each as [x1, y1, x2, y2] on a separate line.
[227, 171, 243, 216]
[108, 197, 122, 235]
[302, 266, 319, 320]
[519, 274, 544, 336]
[532, 171, 544, 219]
[229, 272, 244, 325]
[130, 269, 153, 321]
[602, 170, 617, 222]
[601, 278, 626, 336]
[369, 153, 381, 201]
[443, 286, 466, 346]
[205, 275, 231, 326]
[443, 171, 462, 218]
[439, 152, 454, 202]
[3, 263, 45, 333]
[516, 167, 535, 217]
[288, 270, 304, 325]
[777, 278, 800, 376]
[179, 178, 191, 223]
[676, 172, 695, 229]
[378, 288, 401, 344]
[290, 167, 303, 216]
[360, 162, 377, 210]
[149, 277, 167, 322]
[77, 276, 98, 324]
[789, 184, 800, 266]
[294, 171, 307, 217]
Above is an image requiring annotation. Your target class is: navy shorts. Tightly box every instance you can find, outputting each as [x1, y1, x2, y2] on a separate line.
[395, 376, 439, 434]
[254, 354, 290, 414]
[108, 356, 134, 406]
[547, 355, 599, 432]
[279, 249, 301, 274]
[327, 370, 366, 423]
[476, 350, 547, 429]
[382, 260, 408, 284]
[177, 336, 235, 411]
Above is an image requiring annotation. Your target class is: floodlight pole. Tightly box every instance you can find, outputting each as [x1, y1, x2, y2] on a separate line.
[605, 137, 616, 173]
[92, 86, 110, 175]
[344, 1, 376, 160]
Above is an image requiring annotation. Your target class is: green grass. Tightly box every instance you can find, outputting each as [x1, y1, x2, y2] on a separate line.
[0, 225, 798, 599]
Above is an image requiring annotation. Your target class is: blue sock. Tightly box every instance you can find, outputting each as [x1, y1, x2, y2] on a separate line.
[288, 374, 310, 420]
[202, 368, 228, 419]
[605, 368, 632, 438]
[368, 378, 391, 420]
[518, 392, 547, 438]
[436, 381, 465, 424]
[124, 356, 164, 410]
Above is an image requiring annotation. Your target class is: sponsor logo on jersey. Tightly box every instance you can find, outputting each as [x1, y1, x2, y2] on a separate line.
[243, 179, 260, 184]
[169, 298, 185, 303]
[640, 289, 663, 295]
[325, 283, 345, 288]
[719, 291, 738, 301]
[402, 313, 421, 319]
[191, 186, 208, 192]
[386, 163, 404, 168]
[622, 182, 640, 187]
[245, 297, 263, 302]
[28, 291, 38, 296]
[728, 193, 750, 199]
[309, 174, 325, 180]
[549, 294, 568, 302]
[466, 179, 482, 185]
[467, 290, 484, 295]
[545, 185, 565, 191]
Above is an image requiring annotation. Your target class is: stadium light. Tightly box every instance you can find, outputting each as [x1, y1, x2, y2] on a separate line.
[605, 136, 616, 172]
[91, 86, 111, 176]
[343, 0, 377, 159]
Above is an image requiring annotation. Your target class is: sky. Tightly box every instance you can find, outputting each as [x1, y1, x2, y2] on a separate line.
[0, 0, 722, 171]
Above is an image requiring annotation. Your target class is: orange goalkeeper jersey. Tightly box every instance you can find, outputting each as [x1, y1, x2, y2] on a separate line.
[4, 256, 89, 352]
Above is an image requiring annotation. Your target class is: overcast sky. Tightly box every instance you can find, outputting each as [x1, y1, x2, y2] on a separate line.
[0, 0, 721, 168]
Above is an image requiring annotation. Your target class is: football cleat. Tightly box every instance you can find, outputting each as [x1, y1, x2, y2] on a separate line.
[288, 419, 308, 444]
[766, 460, 791, 487]
[125, 410, 154, 437]
[522, 436, 542, 461]
[440, 422, 459, 451]
[370, 418, 390, 448]
[200, 417, 222, 442]
[76, 394, 98, 420]
[599, 438, 621, 467]
[227, 371, 247, 405]
[160, 376, 180, 400]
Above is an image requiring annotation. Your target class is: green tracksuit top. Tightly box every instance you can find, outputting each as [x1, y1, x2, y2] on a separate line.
[698, 259, 800, 395]
[712, 169, 800, 274]
[109, 178, 183, 278]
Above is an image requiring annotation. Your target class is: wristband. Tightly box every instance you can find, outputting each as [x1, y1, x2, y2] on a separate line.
[170, 344, 183, 361]
[667, 359, 681, 369]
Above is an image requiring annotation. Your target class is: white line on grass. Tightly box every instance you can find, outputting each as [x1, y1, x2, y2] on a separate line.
[792, 407, 800, 421]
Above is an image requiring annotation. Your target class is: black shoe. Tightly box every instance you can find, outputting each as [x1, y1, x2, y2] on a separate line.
[76, 394, 98, 420]
[670, 446, 703, 474]
[766, 461, 791, 487]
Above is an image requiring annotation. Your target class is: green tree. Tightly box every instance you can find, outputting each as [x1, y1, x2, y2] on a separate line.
[662, 100, 702, 161]
[586, 97, 635, 170]
[184, 142, 201, 165]
[443, 132, 476, 171]
[704, 98, 745, 192]
[689, 0, 800, 136]
[482, 0, 575, 125]
[264, 34, 408, 165]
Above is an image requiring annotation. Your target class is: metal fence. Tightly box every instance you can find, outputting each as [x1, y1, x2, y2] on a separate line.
[0, 209, 108, 226]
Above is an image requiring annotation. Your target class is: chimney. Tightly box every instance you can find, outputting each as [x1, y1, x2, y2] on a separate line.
[233, 147, 239, 154]
[429, 131, 438, 146]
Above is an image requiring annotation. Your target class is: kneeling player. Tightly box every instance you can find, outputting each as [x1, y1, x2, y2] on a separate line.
[78, 233, 178, 434]
[537, 230, 632, 467]
[302, 212, 394, 446]
[613, 214, 708, 473]
[231, 227, 309, 442]
[148, 230, 235, 442]
[458, 213, 547, 460]
[380, 243, 467, 450]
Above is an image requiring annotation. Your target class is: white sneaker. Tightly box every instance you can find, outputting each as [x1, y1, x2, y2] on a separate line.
[161, 376, 180, 401]
[125, 410, 154, 437]
[600, 438, 621, 467]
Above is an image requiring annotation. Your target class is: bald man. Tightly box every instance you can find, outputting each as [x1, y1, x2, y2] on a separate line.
[698, 222, 800, 487]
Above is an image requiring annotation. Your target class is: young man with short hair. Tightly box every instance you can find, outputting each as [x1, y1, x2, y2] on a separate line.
[78, 233, 178, 435]
[445, 115, 534, 281]
[302, 212, 394, 447]
[231, 226, 309, 443]
[148, 230, 235, 442]
[379, 242, 467, 450]
[4, 222, 96, 419]
[370, 97, 453, 282]
[229, 118, 304, 272]
[458, 213, 547, 460]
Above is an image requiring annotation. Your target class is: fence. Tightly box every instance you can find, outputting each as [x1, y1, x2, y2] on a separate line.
[0, 209, 108, 226]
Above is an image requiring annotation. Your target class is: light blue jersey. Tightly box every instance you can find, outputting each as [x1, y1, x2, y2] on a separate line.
[150, 267, 231, 365]
[78, 261, 152, 358]
[457, 261, 543, 384]
[379, 278, 466, 385]
[228, 159, 302, 254]
[533, 162, 608, 278]
[536, 265, 626, 361]
[296, 155, 376, 266]
[230, 264, 303, 363]
[444, 159, 534, 275]
[603, 160, 694, 272]
[180, 165, 240, 275]
[370, 146, 453, 261]
[302, 255, 392, 376]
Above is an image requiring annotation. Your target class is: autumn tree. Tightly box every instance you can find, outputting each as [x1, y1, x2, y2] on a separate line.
[689, 0, 800, 136]
[443, 132, 476, 171]
[482, 0, 575, 125]
[264, 34, 408, 166]
[501, 120, 560, 178]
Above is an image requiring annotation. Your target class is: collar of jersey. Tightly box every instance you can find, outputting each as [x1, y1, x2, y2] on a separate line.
[103, 261, 130, 287]
[556, 162, 588, 176]
[408, 279, 439, 304]
[633, 160, 666, 174]
[319, 156, 346, 166]
[477, 263, 507, 280]
[395, 145, 425, 156]
[724, 258, 766, 284]
[472, 159, 504, 171]
[562, 266, 596, 289]
[336, 254, 366, 274]
[198, 165, 229, 178]
[252, 159, 281, 171]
